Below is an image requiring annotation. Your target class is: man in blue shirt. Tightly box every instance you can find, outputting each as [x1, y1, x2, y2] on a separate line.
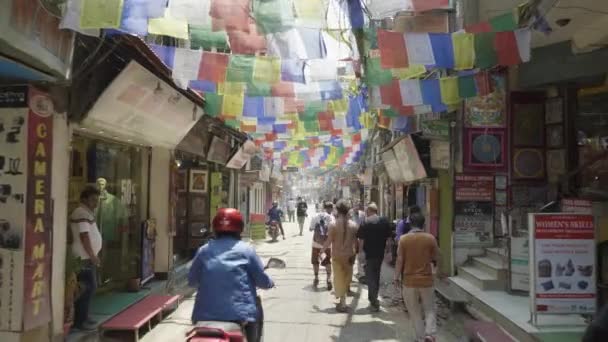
[267, 201, 285, 240]
[189, 208, 274, 342]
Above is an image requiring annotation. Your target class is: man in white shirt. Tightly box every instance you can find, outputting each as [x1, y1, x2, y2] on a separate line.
[70, 186, 103, 331]
[309, 201, 335, 290]
[287, 198, 296, 222]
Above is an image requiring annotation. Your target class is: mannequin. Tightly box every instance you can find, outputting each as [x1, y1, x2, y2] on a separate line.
[96, 178, 128, 242]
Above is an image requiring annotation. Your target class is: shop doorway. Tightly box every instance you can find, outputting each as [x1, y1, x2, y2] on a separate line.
[68, 134, 148, 291]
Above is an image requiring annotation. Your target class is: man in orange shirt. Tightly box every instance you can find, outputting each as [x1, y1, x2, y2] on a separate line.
[394, 213, 444, 342]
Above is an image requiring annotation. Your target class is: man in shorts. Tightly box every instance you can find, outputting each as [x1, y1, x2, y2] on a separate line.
[309, 202, 335, 289]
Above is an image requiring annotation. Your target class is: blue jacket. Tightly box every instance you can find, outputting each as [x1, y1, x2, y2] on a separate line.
[267, 207, 283, 222]
[188, 237, 274, 323]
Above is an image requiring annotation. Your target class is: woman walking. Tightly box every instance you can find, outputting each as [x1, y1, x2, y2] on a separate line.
[323, 200, 359, 312]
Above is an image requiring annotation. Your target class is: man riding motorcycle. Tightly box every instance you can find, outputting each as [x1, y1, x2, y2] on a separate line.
[188, 208, 275, 342]
[267, 201, 286, 240]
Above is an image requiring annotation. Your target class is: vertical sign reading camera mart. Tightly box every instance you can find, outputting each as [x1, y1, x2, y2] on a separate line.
[23, 87, 53, 330]
[529, 214, 596, 316]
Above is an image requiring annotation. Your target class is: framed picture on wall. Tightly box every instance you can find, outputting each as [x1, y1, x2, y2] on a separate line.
[513, 148, 545, 180]
[513, 102, 545, 147]
[546, 125, 564, 148]
[464, 128, 507, 171]
[189, 170, 208, 193]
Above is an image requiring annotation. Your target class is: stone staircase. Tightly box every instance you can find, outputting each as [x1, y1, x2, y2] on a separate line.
[457, 247, 509, 291]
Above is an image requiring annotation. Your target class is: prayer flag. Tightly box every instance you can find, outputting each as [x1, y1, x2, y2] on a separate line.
[253, 56, 281, 83]
[281, 59, 306, 83]
[429, 33, 454, 68]
[404, 33, 436, 65]
[420, 79, 445, 112]
[243, 96, 265, 118]
[495, 31, 521, 66]
[474, 32, 498, 68]
[210, 0, 250, 32]
[222, 93, 244, 117]
[294, 0, 327, 28]
[172, 48, 202, 87]
[515, 28, 532, 63]
[190, 25, 228, 50]
[452, 32, 475, 70]
[377, 30, 409, 68]
[148, 10, 189, 39]
[226, 55, 255, 82]
[439, 77, 460, 105]
[189, 80, 216, 93]
[198, 52, 228, 83]
[204, 93, 223, 117]
[169, 0, 211, 27]
[490, 12, 518, 32]
[247, 82, 272, 97]
[149, 44, 175, 68]
[465, 21, 492, 34]
[227, 24, 267, 55]
[474, 71, 493, 96]
[120, 0, 150, 35]
[365, 57, 393, 86]
[380, 80, 403, 109]
[392, 65, 427, 80]
[271, 82, 295, 98]
[411, 0, 449, 12]
[253, 0, 295, 34]
[81, 0, 123, 29]
[399, 80, 423, 106]
[458, 75, 477, 98]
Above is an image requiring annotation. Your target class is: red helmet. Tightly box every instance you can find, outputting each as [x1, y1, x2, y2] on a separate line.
[212, 208, 244, 234]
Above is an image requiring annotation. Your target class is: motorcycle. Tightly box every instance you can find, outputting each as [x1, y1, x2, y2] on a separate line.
[186, 258, 286, 342]
[266, 220, 280, 242]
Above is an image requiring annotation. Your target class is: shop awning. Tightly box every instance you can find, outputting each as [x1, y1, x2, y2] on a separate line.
[81, 61, 203, 148]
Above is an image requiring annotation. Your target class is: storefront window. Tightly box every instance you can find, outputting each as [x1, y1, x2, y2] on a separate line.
[69, 134, 148, 288]
[577, 90, 608, 197]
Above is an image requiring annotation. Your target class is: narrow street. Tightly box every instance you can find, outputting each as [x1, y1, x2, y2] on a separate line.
[142, 217, 467, 342]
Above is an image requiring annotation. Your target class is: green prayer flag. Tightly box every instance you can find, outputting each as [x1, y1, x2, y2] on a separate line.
[458, 75, 477, 99]
[204, 93, 223, 117]
[226, 55, 255, 82]
[304, 120, 320, 132]
[382, 108, 398, 118]
[189, 25, 228, 50]
[474, 32, 498, 68]
[246, 82, 272, 97]
[224, 119, 240, 129]
[253, 0, 295, 34]
[490, 12, 518, 32]
[366, 58, 392, 86]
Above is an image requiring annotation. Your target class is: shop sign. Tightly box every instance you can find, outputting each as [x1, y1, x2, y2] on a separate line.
[430, 140, 450, 170]
[421, 118, 450, 139]
[22, 87, 53, 330]
[392, 136, 427, 182]
[511, 237, 530, 292]
[455, 175, 494, 201]
[2, 0, 74, 78]
[529, 214, 596, 315]
[560, 198, 593, 215]
[226, 140, 257, 170]
[464, 86, 506, 128]
[249, 214, 266, 240]
[454, 201, 493, 246]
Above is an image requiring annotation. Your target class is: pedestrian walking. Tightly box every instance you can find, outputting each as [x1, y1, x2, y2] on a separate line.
[287, 198, 296, 222]
[354, 203, 367, 282]
[393, 206, 421, 264]
[357, 202, 392, 312]
[70, 186, 103, 331]
[394, 213, 444, 342]
[322, 200, 358, 312]
[309, 201, 335, 290]
[296, 196, 308, 236]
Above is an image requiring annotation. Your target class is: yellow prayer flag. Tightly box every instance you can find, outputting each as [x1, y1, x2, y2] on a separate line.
[148, 10, 189, 40]
[439, 77, 460, 105]
[253, 57, 281, 84]
[452, 32, 475, 70]
[222, 94, 244, 117]
[218, 82, 246, 95]
[329, 98, 349, 113]
[391, 65, 427, 80]
[81, 0, 124, 29]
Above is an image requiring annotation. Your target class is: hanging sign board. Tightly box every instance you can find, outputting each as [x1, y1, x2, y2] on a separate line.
[226, 140, 257, 169]
[529, 214, 596, 317]
[560, 198, 593, 215]
[430, 140, 450, 170]
[454, 175, 494, 246]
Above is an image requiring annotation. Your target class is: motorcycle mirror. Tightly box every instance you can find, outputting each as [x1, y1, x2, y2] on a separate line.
[265, 257, 286, 270]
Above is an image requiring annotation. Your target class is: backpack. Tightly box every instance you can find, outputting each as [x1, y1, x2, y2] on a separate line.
[313, 214, 330, 244]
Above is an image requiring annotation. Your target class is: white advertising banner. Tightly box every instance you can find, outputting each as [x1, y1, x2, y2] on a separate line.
[510, 237, 530, 292]
[529, 213, 596, 316]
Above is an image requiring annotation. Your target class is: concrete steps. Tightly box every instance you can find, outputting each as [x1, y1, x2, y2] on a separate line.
[458, 265, 505, 291]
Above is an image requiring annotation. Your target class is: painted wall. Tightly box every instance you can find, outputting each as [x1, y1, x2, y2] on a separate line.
[150, 147, 172, 274]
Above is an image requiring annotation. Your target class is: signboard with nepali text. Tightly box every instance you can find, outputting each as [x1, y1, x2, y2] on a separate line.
[454, 175, 494, 246]
[529, 214, 596, 317]
[0, 85, 53, 331]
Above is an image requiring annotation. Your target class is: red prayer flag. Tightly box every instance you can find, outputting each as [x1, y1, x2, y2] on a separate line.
[411, 0, 449, 12]
[495, 31, 522, 66]
[474, 71, 493, 96]
[317, 111, 335, 121]
[377, 30, 409, 68]
[330, 129, 343, 136]
[319, 118, 333, 132]
[228, 23, 266, 54]
[352, 132, 362, 143]
[380, 79, 403, 109]
[265, 133, 277, 141]
[210, 0, 250, 32]
[465, 21, 492, 34]
[199, 52, 229, 83]
[398, 106, 415, 116]
[271, 82, 295, 98]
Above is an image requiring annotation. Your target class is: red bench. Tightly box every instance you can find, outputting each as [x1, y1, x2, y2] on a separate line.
[100, 294, 182, 341]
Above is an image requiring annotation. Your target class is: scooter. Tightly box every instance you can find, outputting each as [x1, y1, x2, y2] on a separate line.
[186, 258, 286, 342]
[267, 221, 280, 242]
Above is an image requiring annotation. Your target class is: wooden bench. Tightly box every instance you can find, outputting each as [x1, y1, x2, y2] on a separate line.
[100, 294, 182, 341]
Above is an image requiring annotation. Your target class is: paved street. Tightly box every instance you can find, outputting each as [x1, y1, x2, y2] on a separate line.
[142, 218, 467, 342]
